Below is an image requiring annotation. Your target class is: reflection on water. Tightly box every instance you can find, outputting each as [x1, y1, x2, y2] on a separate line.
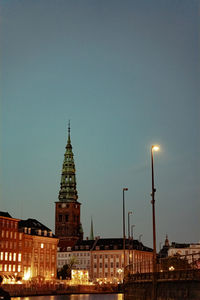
[13, 294, 123, 300]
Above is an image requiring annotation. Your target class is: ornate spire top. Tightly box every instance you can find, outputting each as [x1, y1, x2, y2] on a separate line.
[67, 120, 71, 148]
[58, 123, 78, 202]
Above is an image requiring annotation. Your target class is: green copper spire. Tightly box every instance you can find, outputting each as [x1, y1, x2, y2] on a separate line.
[90, 217, 94, 240]
[58, 122, 78, 202]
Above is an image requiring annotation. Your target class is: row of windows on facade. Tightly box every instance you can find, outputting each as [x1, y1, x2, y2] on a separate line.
[58, 253, 126, 259]
[58, 252, 90, 258]
[1, 241, 22, 250]
[58, 214, 79, 223]
[23, 228, 53, 237]
[0, 264, 22, 272]
[1, 250, 55, 262]
[58, 260, 90, 266]
[1, 241, 55, 250]
[58, 203, 79, 209]
[93, 254, 122, 259]
[0, 220, 18, 229]
[0, 252, 22, 262]
[93, 272, 122, 279]
[1, 231, 23, 239]
[93, 253, 150, 261]
[32, 243, 56, 250]
[93, 262, 121, 268]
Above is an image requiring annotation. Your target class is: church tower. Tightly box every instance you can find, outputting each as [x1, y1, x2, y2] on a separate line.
[55, 123, 83, 248]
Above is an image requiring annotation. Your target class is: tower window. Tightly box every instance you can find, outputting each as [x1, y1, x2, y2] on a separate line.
[65, 215, 68, 222]
[59, 215, 62, 222]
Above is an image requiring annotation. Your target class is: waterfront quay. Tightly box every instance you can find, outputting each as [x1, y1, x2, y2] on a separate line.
[4, 282, 122, 297]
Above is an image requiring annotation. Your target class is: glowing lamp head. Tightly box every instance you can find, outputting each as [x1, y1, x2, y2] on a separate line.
[152, 145, 160, 152]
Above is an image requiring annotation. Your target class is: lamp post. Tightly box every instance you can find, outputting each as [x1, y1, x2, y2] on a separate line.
[151, 145, 159, 300]
[123, 188, 128, 274]
[128, 211, 132, 265]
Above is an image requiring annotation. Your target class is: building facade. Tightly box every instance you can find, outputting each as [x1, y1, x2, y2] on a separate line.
[0, 212, 58, 282]
[55, 124, 83, 248]
[0, 212, 21, 279]
[168, 242, 200, 264]
[57, 238, 153, 283]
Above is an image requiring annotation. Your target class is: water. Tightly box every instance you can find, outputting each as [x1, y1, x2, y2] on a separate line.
[13, 295, 124, 300]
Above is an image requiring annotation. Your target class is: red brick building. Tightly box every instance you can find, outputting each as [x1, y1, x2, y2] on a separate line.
[0, 212, 58, 282]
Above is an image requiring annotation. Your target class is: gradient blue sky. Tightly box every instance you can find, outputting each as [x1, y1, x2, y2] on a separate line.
[0, 0, 199, 249]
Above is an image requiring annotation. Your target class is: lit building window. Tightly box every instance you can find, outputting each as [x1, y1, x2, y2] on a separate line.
[41, 243, 44, 249]
[13, 253, 16, 261]
[4, 265, 7, 271]
[14, 232, 17, 239]
[18, 265, 21, 272]
[19, 233, 22, 240]
[1, 230, 4, 238]
[18, 253, 21, 262]
[5, 252, 8, 260]
[0, 252, 3, 260]
[0, 264, 2, 271]
[6, 231, 9, 238]
[9, 253, 12, 261]
[10, 232, 13, 239]
[9, 265, 11, 271]
[13, 265, 16, 272]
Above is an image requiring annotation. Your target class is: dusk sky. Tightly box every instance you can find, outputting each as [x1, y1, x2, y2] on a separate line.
[1, 0, 199, 249]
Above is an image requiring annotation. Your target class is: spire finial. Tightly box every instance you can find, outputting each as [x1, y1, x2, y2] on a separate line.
[68, 120, 70, 136]
[67, 120, 71, 146]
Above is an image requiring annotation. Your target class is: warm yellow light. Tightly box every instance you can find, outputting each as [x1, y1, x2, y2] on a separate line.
[23, 269, 31, 281]
[152, 145, 160, 151]
[169, 266, 175, 271]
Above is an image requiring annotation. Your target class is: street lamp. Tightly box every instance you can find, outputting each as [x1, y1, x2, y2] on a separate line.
[123, 188, 128, 273]
[151, 144, 159, 300]
[151, 145, 159, 272]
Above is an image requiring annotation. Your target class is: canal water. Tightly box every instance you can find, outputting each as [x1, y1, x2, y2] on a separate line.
[13, 295, 124, 300]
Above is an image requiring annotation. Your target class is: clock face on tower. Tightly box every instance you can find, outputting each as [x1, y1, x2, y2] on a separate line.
[62, 203, 66, 208]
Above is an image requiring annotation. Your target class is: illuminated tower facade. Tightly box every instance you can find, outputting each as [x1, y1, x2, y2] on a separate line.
[55, 124, 83, 247]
